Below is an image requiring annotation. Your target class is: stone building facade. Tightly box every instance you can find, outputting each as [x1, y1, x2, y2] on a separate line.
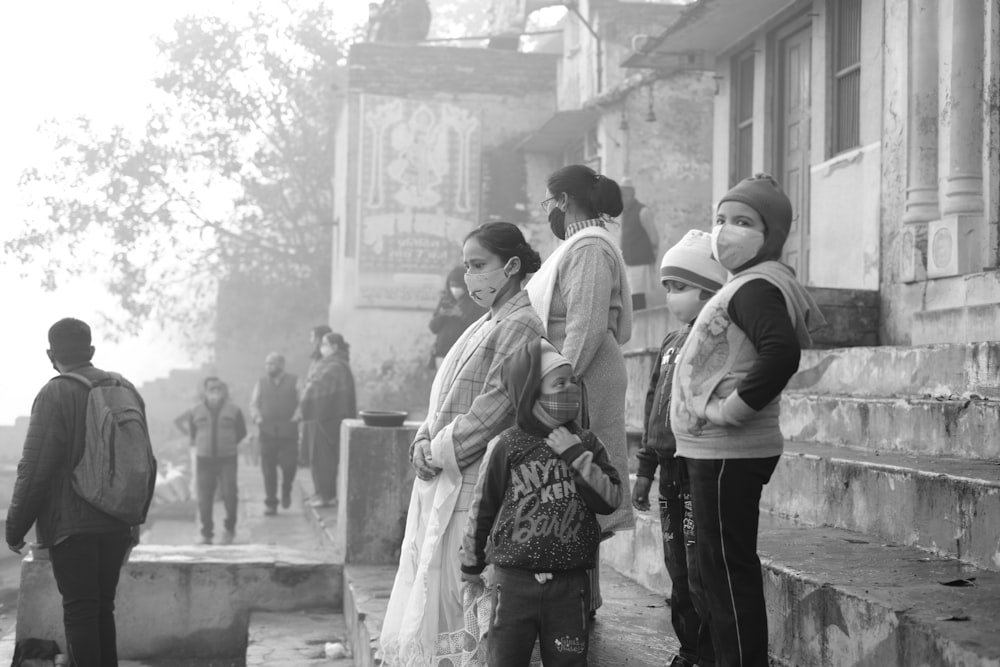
[627, 0, 1000, 345]
[329, 43, 558, 415]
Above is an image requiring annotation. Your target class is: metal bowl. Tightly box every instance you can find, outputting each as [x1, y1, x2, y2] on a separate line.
[359, 410, 409, 427]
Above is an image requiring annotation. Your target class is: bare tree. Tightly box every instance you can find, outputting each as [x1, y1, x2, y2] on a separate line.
[8, 2, 347, 348]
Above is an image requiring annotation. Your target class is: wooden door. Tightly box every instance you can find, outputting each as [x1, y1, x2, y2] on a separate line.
[777, 22, 812, 282]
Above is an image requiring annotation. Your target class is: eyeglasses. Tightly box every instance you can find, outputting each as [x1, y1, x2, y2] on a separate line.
[540, 196, 558, 213]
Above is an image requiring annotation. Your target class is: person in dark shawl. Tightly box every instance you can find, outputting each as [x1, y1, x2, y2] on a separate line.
[298, 332, 356, 507]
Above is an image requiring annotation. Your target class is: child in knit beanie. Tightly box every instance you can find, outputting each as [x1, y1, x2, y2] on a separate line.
[632, 229, 726, 667]
[669, 173, 824, 666]
[712, 173, 793, 272]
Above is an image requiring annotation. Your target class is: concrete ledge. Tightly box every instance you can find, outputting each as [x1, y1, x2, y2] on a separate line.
[16, 545, 342, 659]
[246, 610, 349, 666]
[780, 394, 1000, 459]
[605, 511, 1000, 665]
[336, 420, 418, 565]
[764, 442, 1000, 571]
[759, 514, 1000, 667]
[787, 343, 1000, 399]
[343, 565, 395, 667]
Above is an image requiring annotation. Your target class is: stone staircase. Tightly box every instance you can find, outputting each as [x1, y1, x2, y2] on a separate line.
[610, 341, 1000, 666]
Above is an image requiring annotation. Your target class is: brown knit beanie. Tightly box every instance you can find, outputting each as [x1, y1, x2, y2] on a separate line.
[718, 173, 793, 250]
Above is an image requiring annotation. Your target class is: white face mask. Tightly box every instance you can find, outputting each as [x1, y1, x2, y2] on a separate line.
[711, 224, 765, 272]
[449, 286, 466, 300]
[665, 289, 705, 324]
[464, 261, 512, 308]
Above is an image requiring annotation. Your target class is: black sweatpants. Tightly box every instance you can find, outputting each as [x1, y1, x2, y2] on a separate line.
[683, 456, 780, 667]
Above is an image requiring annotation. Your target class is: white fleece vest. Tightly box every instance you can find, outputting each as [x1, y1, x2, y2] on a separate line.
[670, 261, 823, 460]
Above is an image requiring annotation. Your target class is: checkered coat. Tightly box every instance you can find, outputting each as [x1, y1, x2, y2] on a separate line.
[381, 289, 544, 666]
[417, 289, 545, 474]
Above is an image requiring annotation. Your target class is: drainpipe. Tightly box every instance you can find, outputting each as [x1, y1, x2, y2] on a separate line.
[566, 1, 603, 93]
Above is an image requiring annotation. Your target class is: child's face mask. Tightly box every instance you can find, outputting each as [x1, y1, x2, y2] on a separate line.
[533, 380, 582, 428]
[664, 286, 706, 324]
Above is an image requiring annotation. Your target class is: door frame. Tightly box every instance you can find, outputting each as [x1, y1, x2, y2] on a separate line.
[770, 12, 814, 283]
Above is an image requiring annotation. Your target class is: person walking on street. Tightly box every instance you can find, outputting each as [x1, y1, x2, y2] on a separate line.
[619, 177, 660, 311]
[298, 333, 356, 508]
[176, 377, 247, 545]
[250, 352, 299, 515]
[6, 317, 154, 667]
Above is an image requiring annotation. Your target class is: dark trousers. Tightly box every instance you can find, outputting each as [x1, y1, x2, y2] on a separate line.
[659, 458, 714, 666]
[196, 455, 238, 539]
[489, 567, 590, 667]
[49, 529, 132, 667]
[260, 435, 297, 508]
[306, 420, 339, 502]
[684, 456, 780, 667]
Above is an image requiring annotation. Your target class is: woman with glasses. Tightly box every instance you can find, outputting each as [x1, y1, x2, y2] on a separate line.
[527, 164, 635, 616]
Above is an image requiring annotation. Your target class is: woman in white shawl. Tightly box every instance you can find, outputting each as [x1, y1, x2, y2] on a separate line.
[380, 222, 544, 666]
[526, 164, 635, 614]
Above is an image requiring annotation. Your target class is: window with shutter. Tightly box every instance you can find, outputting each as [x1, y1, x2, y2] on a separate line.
[831, 0, 862, 154]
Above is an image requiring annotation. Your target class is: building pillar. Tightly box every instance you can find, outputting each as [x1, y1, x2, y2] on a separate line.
[928, 0, 986, 277]
[900, 0, 939, 282]
[984, 0, 1000, 270]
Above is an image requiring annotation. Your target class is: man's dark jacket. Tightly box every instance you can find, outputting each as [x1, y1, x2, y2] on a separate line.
[6, 363, 146, 548]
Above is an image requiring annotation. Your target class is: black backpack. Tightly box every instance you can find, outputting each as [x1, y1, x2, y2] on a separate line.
[61, 371, 157, 525]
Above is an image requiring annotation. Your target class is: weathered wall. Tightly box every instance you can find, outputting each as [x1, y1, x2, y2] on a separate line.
[330, 44, 558, 418]
[809, 142, 882, 290]
[590, 70, 715, 312]
[615, 71, 715, 267]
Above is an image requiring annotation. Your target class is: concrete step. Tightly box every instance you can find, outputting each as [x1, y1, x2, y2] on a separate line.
[246, 610, 353, 666]
[780, 393, 1000, 459]
[787, 343, 1000, 399]
[763, 442, 1000, 571]
[604, 510, 1000, 666]
[759, 514, 1000, 667]
[624, 343, 1000, 436]
[16, 545, 342, 660]
[343, 564, 682, 667]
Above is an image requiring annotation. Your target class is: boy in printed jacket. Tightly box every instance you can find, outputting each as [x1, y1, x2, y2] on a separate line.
[632, 230, 728, 667]
[461, 337, 622, 667]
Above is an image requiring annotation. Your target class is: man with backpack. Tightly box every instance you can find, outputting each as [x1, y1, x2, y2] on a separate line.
[6, 317, 156, 667]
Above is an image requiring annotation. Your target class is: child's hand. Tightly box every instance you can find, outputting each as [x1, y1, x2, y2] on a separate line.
[631, 477, 652, 511]
[461, 571, 484, 587]
[546, 426, 581, 454]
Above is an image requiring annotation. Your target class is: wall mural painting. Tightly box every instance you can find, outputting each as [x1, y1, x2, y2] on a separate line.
[357, 94, 482, 308]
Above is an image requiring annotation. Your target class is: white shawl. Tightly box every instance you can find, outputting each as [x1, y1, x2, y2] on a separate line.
[525, 225, 633, 345]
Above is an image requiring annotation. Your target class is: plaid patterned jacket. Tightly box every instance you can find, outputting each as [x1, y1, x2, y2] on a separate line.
[418, 289, 544, 472]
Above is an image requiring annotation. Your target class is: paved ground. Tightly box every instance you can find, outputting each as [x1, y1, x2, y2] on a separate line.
[1, 461, 345, 667]
[142, 458, 320, 549]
